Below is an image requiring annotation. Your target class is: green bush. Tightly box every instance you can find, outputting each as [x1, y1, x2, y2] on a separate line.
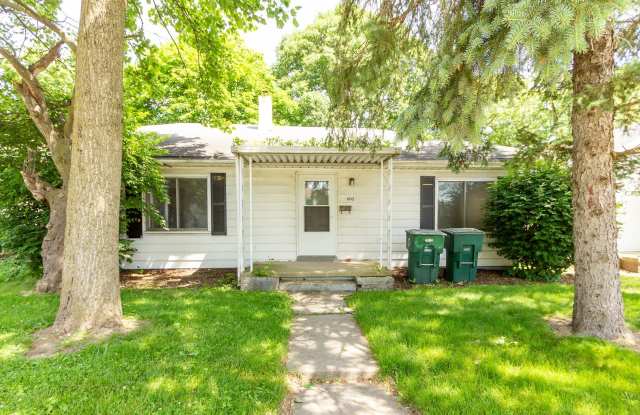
[0, 257, 40, 283]
[0, 168, 50, 274]
[484, 164, 573, 281]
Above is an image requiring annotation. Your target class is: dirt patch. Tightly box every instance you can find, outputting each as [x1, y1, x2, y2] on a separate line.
[28, 317, 145, 358]
[392, 268, 542, 288]
[546, 316, 640, 353]
[120, 268, 236, 289]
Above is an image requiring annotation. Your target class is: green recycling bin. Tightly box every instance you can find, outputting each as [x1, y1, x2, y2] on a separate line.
[442, 228, 485, 282]
[405, 229, 446, 284]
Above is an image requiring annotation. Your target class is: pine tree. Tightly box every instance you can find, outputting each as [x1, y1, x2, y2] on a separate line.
[339, 0, 640, 340]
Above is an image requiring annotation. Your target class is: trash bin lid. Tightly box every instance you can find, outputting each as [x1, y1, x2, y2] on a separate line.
[406, 229, 447, 236]
[441, 228, 484, 235]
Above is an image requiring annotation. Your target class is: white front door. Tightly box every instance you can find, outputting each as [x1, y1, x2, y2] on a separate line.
[297, 175, 337, 256]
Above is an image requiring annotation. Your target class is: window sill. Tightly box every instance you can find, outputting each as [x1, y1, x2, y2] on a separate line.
[144, 230, 211, 235]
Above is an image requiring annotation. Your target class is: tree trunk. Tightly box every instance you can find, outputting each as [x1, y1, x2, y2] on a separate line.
[35, 188, 66, 293]
[52, 0, 127, 335]
[571, 25, 628, 339]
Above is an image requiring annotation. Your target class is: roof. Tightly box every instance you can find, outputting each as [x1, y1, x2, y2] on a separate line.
[396, 141, 516, 162]
[139, 123, 515, 163]
[139, 124, 234, 160]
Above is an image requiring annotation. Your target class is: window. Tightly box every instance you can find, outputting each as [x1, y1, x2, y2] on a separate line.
[304, 180, 330, 232]
[147, 177, 208, 231]
[437, 181, 490, 229]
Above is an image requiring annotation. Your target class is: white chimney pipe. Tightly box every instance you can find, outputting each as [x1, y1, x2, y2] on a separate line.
[258, 95, 273, 130]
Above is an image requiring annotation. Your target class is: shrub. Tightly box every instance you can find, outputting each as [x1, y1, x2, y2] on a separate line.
[484, 164, 573, 281]
[0, 168, 49, 273]
[0, 257, 40, 282]
[252, 264, 275, 277]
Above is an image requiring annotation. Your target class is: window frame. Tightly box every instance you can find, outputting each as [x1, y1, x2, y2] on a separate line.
[143, 174, 211, 234]
[435, 178, 494, 230]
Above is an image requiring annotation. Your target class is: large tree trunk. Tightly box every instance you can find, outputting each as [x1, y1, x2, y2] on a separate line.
[52, 0, 127, 335]
[35, 188, 66, 293]
[571, 25, 628, 339]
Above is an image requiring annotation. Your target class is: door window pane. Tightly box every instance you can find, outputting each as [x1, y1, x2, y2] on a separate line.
[465, 182, 489, 229]
[178, 178, 208, 230]
[304, 206, 330, 232]
[305, 181, 329, 205]
[437, 181, 464, 228]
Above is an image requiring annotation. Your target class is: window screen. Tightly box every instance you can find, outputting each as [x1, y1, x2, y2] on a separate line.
[304, 181, 330, 232]
[436, 181, 490, 229]
[147, 177, 208, 231]
[437, 181, 465, 228]
[465, 181, 489, 229]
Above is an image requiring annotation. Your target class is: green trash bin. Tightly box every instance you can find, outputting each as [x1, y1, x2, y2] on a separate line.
[405, 229, 446, 284]
[442, 228, 485, 282]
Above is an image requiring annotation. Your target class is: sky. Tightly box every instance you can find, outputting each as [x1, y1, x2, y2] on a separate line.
[59, 0, 339, 66]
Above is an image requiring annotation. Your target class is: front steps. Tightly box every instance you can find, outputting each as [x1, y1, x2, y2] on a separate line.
[278, 275, 394, 292]
[279, 276, 357, 293]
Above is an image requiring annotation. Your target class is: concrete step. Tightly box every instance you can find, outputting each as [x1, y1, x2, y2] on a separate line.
[280, 275, 355, 282]
[279, 279, 357, 293]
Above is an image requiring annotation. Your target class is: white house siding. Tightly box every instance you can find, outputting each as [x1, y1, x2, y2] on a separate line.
[125, 162, 511, 269]
[618, 176, 640, 254]
[245, 167, 297, 261]
[390, 164, 510, 268]
[125, 164, 238, 269]
[243, 166, 384, 262]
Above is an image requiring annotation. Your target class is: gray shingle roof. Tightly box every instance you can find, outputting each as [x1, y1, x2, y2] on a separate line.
[140, 123, 516, 162]
[396, 141, 516, 161]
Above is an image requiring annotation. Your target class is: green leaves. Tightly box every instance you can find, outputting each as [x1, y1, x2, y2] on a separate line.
[124, 38, 293, 127]
[346, 0, 633, 153]
[484, 164, 574, 281]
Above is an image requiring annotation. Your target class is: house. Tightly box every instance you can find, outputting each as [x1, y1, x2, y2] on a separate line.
[615, 126, 640, 256]
[124, 97, 516, 276]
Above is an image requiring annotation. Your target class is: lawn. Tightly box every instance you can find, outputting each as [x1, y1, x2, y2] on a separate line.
[0, 278, 291, 414]
[348, 277, 640, 415]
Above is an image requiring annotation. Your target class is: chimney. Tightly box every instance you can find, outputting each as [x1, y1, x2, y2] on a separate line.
[258, 95, 273, 130]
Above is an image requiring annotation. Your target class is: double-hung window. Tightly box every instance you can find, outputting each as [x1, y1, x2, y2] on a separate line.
[147, 177, 209, 232]
[437, 181, 490, 229]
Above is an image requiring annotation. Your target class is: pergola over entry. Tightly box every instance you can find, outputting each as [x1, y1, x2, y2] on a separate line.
[232, 145, 401, 278]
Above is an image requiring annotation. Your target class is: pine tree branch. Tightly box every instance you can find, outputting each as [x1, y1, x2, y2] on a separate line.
[617, 13, 640, 45]
[615, 98, 640, 111]
[614, 145, 640, 160]
[0, 0, 77, 52]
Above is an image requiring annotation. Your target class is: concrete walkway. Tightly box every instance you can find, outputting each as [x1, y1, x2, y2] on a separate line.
[287, 293, 409, 414]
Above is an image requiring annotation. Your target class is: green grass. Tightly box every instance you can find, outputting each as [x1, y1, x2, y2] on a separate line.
[0, 279, 291, 414]
[348, 277, 640, 414]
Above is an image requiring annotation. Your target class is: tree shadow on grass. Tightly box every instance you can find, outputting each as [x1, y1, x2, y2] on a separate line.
[349, 284, 640, 414]
[0, 287, 292, 414]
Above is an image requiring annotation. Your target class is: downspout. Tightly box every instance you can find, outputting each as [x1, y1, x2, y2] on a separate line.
[235, 156, 244, 282]
[379, 159, 384, 267]
[249, 156, 253, 272]
[388, 158, 393, 269]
